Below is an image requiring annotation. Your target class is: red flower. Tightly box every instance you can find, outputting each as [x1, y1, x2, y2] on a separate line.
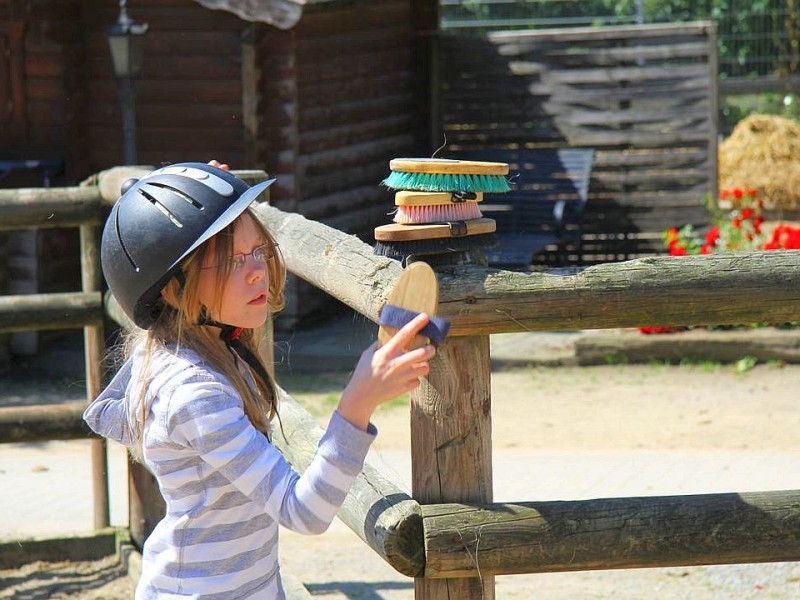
[669, 245, 688, 256]
[639, 326, 677, 334]
[733, 188, 744, 199]
[705, 226, 720, 245]
[762, 224, 800, 250]
[665, 227, 680, 244]
[720, 190, 731, 200]
[741, 208, 753, 220]
[747, 188, 758, 197]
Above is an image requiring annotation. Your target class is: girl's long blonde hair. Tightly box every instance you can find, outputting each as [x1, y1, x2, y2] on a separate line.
[125, 208, 286, 453]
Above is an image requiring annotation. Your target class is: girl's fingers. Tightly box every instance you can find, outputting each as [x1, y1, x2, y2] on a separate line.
[207, 159, 230, 171]
[382, 312, 430, 354]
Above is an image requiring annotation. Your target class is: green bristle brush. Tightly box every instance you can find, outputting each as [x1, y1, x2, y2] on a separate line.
[382, 158, 511, 193]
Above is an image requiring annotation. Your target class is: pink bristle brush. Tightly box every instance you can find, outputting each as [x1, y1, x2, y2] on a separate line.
[391, 190, 484, 224]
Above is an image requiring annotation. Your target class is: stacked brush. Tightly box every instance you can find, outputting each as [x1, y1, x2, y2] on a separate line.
[374, 158, 510, 261]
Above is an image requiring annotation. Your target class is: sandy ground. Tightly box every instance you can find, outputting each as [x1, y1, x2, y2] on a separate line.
[2, 361, 800, 598]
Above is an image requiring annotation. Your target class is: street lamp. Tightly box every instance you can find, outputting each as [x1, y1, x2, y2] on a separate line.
[107, 0, 148, 165]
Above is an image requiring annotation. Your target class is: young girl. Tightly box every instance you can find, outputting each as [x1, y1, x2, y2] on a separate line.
[84, 162, 435, 599]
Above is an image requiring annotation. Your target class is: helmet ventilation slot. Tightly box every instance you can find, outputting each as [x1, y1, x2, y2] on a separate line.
[115, 207, 140, 272]
[149, 182, 204, 210]
[139, 188, 184, 228]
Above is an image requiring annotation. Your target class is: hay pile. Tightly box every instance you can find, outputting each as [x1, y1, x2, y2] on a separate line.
[718, 114, 800, 210]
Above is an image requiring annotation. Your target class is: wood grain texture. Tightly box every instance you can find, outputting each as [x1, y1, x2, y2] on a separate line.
[378, 261, 439, 349]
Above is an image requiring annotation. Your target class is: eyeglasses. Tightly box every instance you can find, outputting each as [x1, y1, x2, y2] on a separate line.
[202, 242, 278, 271]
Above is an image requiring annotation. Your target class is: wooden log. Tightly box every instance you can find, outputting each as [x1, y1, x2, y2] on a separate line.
[0, 186, 103, 230]
[0, 402, 95, 442]
[422, 490, 800, 578]
[94, 167, 270, 204]
[0, 292, 103, 333]
[251, 202, 403, 324]
[248, 204, 800, 335]
[434, 251, 800, 336]
[272, 387, 425, 577]
[81, 224, 109, 530]
[128, 457, 166, 552]
[411, 335, 495, 600]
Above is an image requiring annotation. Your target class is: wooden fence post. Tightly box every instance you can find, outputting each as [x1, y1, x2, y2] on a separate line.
[80, 224, 109, 530]
[412, 336, 494, 599]
[410, 252, 495, 599]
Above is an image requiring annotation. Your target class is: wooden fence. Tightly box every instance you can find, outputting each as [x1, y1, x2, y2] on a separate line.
[2, 169, 800, 600]
[437, 21, 719, 266]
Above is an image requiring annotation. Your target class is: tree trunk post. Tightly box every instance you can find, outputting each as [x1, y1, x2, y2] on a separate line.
[80, 224, 110, 530]
[410, 253, 495, 599]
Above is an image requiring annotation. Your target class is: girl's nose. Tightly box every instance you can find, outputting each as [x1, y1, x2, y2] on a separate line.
[245, 255, 267, 282]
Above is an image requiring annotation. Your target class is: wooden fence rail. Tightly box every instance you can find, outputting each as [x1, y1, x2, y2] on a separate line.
[0, 186, 103, 230]
[253, 201, 800, 335]
[422, 492, 800, 578]
[0, 292, 102, 333]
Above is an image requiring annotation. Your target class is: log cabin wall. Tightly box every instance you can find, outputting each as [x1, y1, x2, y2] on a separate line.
[82, 0, 247, 171]
[440, 22, 719, 265]
[255, 0, 434, 325]
[1, 0, 437, 336]
[1, 0, 83, 360]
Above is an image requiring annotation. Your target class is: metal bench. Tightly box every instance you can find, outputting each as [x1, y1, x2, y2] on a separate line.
[454, 148, 594, 269]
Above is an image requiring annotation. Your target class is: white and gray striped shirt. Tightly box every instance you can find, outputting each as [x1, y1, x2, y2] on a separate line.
[84, 345, 376, 599]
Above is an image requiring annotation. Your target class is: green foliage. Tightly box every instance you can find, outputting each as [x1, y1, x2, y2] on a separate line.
[734, 355, 758, 373]
[722, 94, 800, 133]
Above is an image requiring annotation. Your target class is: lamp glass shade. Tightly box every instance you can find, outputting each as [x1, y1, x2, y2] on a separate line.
[107, 32, 144, 78]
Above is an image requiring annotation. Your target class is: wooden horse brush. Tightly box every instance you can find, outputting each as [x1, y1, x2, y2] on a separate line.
[392, 190, 484, 224]
[378, 261, 450, 350]
[382, 158, 511, 193]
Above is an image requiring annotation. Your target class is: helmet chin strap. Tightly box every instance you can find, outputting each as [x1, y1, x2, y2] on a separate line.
[197, 310, 273, 393]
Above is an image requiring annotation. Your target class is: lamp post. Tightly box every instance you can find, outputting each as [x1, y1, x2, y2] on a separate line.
[107, 0, 148, 165]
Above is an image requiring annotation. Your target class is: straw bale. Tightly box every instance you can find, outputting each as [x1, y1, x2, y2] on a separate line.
[718, 114, 800, 209]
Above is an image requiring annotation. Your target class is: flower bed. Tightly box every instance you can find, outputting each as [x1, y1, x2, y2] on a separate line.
[640, 188, 800, 335]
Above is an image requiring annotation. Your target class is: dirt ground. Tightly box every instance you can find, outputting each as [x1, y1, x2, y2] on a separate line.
[2, 361, 800, 598]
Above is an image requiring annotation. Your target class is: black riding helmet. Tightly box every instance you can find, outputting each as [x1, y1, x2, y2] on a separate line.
[101, 163, 276, 329]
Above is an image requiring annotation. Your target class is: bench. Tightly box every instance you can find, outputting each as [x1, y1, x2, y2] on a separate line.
[0, 159, 64, 186]
[453, 148, 594, 269]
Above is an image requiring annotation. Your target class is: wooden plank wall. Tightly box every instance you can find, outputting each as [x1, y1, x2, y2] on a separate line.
[3, 0, 249, 177]
[81, 0, 246, 173]
[2, 0, 435, 327]
[0, 0, 82, 362]
[1, 0, 79, 172]
[257, 0, 431, 324]
[440, 22, 719, 264]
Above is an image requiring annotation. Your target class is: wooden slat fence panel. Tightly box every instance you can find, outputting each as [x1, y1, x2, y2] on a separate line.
[440, 21, 718, 264]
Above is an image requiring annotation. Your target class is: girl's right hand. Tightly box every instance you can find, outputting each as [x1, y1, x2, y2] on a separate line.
[337, 313, 436, 431]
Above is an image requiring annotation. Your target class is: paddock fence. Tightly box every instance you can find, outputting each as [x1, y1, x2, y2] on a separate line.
[1, 168, 800, 600]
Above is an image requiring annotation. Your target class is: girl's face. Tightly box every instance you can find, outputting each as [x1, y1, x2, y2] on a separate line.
[196, 213, 271, 330]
